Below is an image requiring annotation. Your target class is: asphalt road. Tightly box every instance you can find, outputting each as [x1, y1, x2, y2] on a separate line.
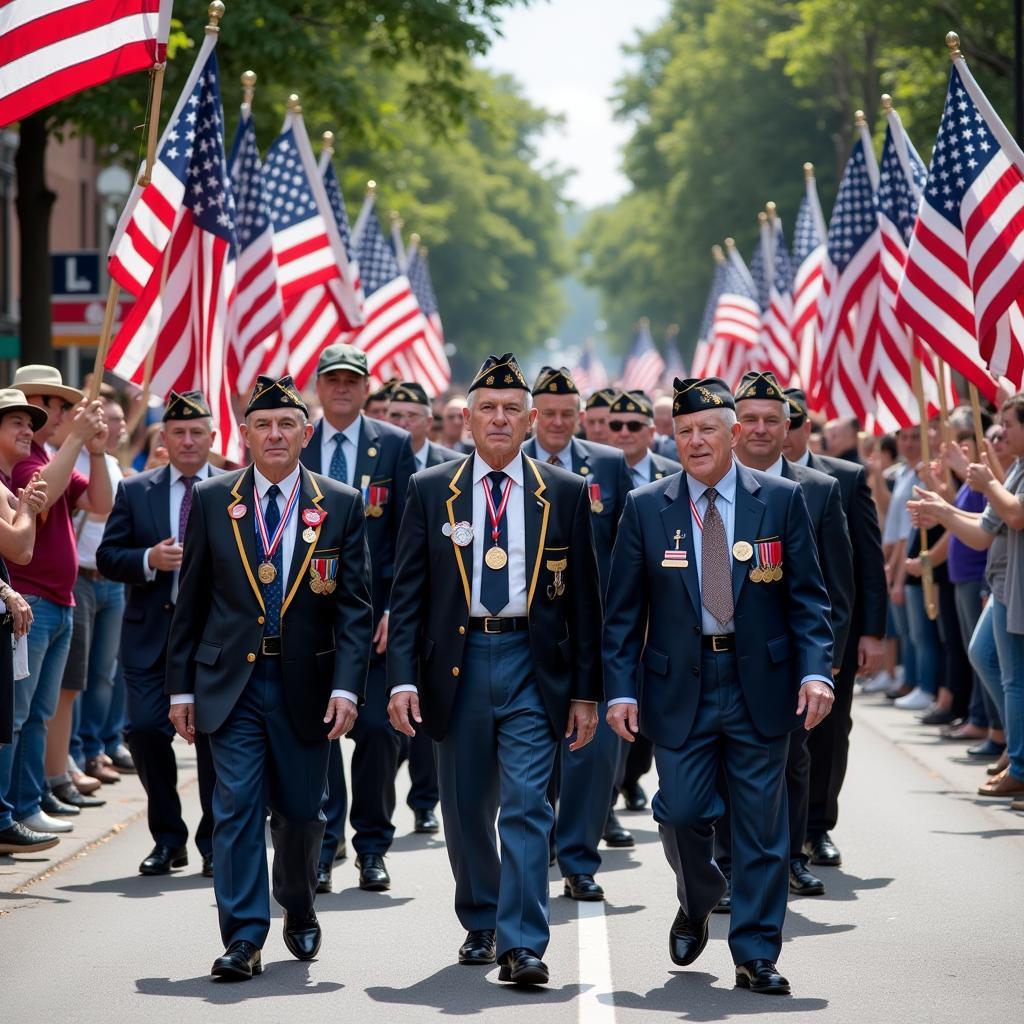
[3, 694, 1023, 1023]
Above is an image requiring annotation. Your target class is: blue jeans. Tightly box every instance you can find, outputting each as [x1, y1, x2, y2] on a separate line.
[890, 600, 917, 688]
[991, 600, 1024, 779]
[0, 596, 73, 826]
[904, 585, 941, 696]
[968, 601, 1004, 730]
[70, 578, 126, 764]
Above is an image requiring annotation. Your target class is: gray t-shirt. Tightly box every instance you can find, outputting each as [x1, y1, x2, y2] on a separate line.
[981, 458, 1024, 614]
[883, 464, 919, 546]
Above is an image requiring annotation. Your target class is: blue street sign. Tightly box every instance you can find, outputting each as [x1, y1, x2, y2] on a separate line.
[51, 251, 100, 296]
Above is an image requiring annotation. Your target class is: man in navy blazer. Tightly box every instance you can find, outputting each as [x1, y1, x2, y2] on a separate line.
[97, 391, 221, 878]
[299, 345, 416, 893]
[603, 376, 835, 996]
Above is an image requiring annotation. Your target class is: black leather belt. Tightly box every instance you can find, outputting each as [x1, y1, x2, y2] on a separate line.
[468, 617, 529, 635]
[701, 634, 735, 653]
[261, 636, 282, 656]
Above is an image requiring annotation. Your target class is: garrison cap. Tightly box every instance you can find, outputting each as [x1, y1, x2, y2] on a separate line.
[245, 375, 309, 417]
[609, 389, 654, 418]
[163, 390, 212, 421]
[468, 353, 529, 393]
[585, 387, 617, 410]
[390, 381, 430, 407]
[532, 366, 579, 396]
[671, 377, 736, 416]
[783, 387, 809, 427]
[735, 370, 786, 403]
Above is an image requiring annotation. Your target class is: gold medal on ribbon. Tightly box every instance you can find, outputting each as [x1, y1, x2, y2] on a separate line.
[302, 526, 316, 543]
[732, 540, 753, 562]
[591, 499, 604, 514]
[772, 565, 784, 582]
[749, 566, 763, 584]
[485, 546, 508, 571]
[258, 562, 277, 585]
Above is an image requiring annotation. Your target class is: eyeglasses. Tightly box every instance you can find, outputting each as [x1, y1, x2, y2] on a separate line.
[609, 421, 648, 433]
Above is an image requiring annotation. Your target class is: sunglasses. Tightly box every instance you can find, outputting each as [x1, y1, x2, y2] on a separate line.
[609, 421, 648, 433]
[43, 396, 74, 414]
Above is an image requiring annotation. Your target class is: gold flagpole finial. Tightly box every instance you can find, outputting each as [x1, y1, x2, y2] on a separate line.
[854, 109, 867, 127]
[390, 210, 403, 226]
[241, 70, 256, 105]
[803, 162, 815, 179]
[321, 131, 334, 155]
[207, 2, 225, 31]
[638, 316, 650, 328]
[287, 93, 301, 114]
[366, 180, 377, 195]
[666, 323, 680, 337]
[410, 232, 421, 245]
[758, 210, 768, 226]
[765, 201, 777, 221]
[420, 245, 429, 257]
[724, 237, 736, 251]
[712, 244, 725, 263]
[881, 93, 894, 112]
[946, 31, 962, 60]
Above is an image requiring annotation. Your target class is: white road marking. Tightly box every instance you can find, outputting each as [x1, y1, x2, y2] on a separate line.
[577, 898, 616, 1023]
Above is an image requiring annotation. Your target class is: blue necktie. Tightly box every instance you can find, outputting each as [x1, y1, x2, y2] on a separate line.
[329, 433, 348, 484]
[260, 484, 284, 636]
[480, 471, 509, 615]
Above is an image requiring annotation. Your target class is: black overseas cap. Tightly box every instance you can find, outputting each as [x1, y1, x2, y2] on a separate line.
[468, 353, 529, 393]
[532, 366, 579, 396]
[783, 387, 809, 427]
[390, 381, 430, 407]
[735, 370, 786, 403]
[672, 377, 736, 416]
[609, 389, 654, 418]
[585, 387, 617, 410]
[245, 375, 309, 417]
[163, 390, 212, 421]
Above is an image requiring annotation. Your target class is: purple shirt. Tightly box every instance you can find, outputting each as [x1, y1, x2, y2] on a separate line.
[948, 483, 988, 584]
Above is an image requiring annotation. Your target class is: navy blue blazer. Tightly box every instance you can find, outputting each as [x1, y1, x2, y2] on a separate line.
[645, 450, 681, 482]
[300, 414, 416, 620]
[422, 440, 463, 467]
[97, 464, 223, 672]
[522, 436, 632, 594]
[603, 462, 834, 748]
[653, 435, 681, 463]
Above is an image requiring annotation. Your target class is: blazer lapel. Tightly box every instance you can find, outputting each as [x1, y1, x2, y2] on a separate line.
[522, 454, 550, 611]
[282, 467, 325, 618]
[147, 465, 172, 540]
[660, 474, 700, 617]
[227, 467, 265, 612]
[732, 463, 766, 605]
[353, 414, 381, 492]
[445, 457, 474, 611]
[571, 438, 592, 480]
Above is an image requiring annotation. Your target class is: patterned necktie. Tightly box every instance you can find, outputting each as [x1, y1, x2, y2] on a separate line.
[547, 454, 561, 467]
[329, 433, 348, 485]
[261, 484, 284, 636]
[701, 487, 734, 627]
[178, 476, 198, 542]
[480, 471, 510, 615]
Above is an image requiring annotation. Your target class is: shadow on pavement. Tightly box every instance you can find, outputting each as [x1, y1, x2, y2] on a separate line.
[313, 888, 414, 912]
[549, 898, 645, 926]
[610, 970, 829, 1018]
[366, 963, 584, 1013]
[58, 872, 213, 899]
[804, 870, 893, 904]
[389, 831, 447, 854]
[136, 960, 343, 1003]
[932, 827, 1024, 840]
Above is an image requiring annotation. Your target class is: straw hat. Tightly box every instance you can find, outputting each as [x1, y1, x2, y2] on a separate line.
[0, 388, 48, 431]
[11, 365, 83, 405]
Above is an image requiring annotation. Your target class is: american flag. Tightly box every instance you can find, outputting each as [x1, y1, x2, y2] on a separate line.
[690, 251, 728, 378]
[818, 118, 881, 421]
[572, 340, 609, 395]
[895, 52, 1022, 397]
[351, 202, 440, 392]
[264, 108, 362, 389]
[707, 242, 760, 387]
[662, 324, 687, 387]
[226, 101, 285, 391]
[756, 211, 800, 385]
[621, 318, 666, 392]
[874, 102, 954, 432]
[0, 0, 172, 127]
[748, 221, 770, 312]
[105, 45, 241, 462]
[791, 166, 827, 409]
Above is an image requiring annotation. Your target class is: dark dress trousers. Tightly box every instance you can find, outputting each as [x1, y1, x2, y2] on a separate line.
[301, 415, 416, 864]
[96, 465, 222, 857]
[805, 452, 887, 836]
[164, 465, 372, 948]
[603, 463, 833, 964]
[387, 453, 604, 959]
[524, 436, 633, 876]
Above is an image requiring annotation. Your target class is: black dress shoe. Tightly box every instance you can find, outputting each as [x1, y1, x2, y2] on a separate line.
[918, 708, 956, 726]
[803, 832, 842, 867]
[602, 811, 635, 848]
[356, 853, 390, 891]
[334, 839, 348, 862]
[968, 738, 1006, 758]
[211, 940, 262, 980]
[620, 782, 648, 811]
[139, 844, 188, 875]
[201, 854, 214, 878]
[712, 878, 731, 914]
[789, 858, 825, 896]
[0, 821, 60, 854]
[564, 873, 605, 901]
[458, 929, 496, 965]
[41, 790, 80, 816]
[735, 958, 790, 995]
[315, 864, 332, 894]
[283, 910, 322, 960]
[51, 781, 105, 808]
[107, 746, 136, 773]
[414, 808, 440, 834]
[669, 907, 709, 966]
[498, 948, 549, 985]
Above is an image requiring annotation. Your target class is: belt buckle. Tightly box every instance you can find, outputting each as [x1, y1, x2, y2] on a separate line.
[712, 635, 728, 653]
[483, 617, 502, 635]
[261, 637, 280, 656]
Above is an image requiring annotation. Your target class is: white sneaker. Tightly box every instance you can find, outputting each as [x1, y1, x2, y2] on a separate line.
[861, 672, 893, 694]
[894, 687, 933, 711]
[18, 810, 74, 834]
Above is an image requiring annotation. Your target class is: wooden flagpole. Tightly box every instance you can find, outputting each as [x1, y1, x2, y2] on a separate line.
[911, 353, 939, 619]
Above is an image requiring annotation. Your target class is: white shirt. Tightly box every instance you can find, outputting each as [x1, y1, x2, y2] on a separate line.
[142, 462, 212, 598]
[795, 449, 811, 467]
[630, 451, 653, 489]
[534, 440, 572, 472]
[762, 456, 786, 477]
[470, 452, 528, 617]
[413, 440, 429, 472]
[75, 450, 123, 570]
[321, 418, 361, 487]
